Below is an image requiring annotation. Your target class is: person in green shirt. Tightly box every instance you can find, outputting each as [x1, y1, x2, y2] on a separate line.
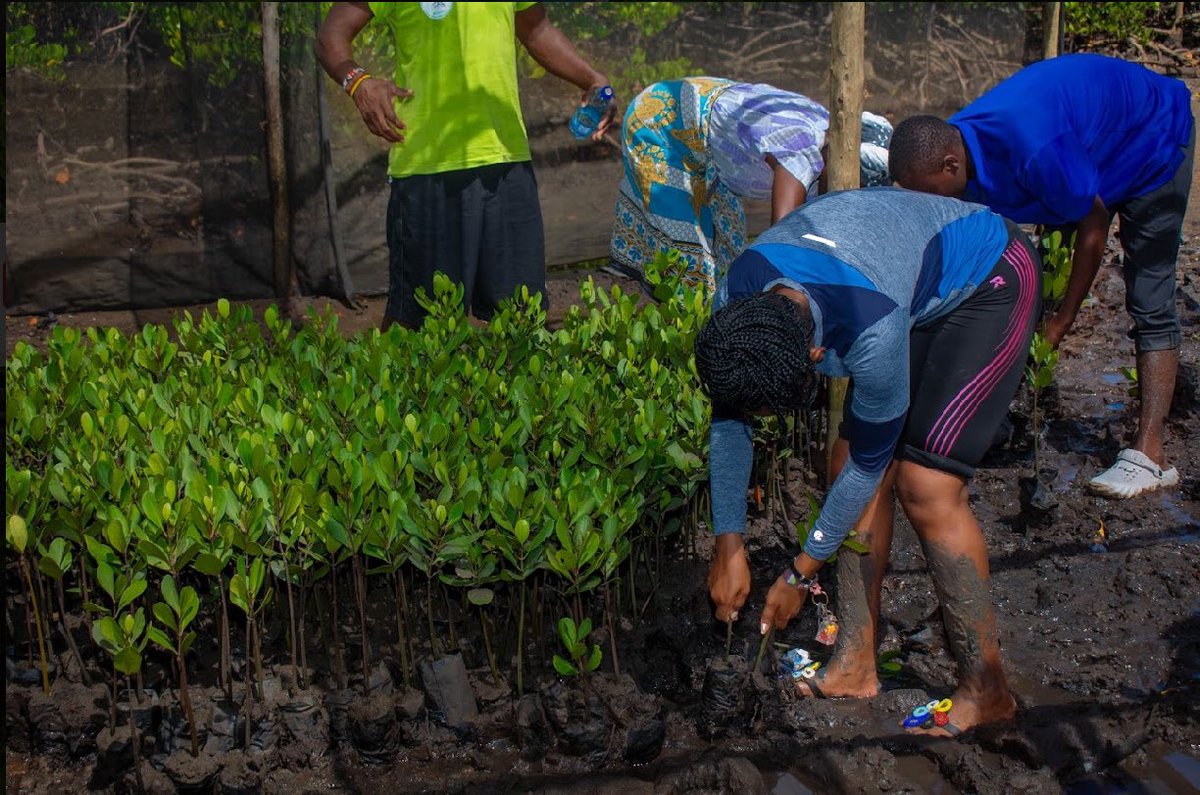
[317, 2, 617, 328]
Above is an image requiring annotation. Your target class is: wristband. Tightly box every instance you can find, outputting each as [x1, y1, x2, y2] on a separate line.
[782, 562, 817, 591]
[342, 66, 367, 94]
[348, 73, 371, 98]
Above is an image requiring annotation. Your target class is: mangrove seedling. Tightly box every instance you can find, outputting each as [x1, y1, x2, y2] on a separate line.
[8, 514, 50, 693]
[1120, 366, 1139, 399]
[552, 616, 602, 681]
[38, 536, 92, 686]
[1026, 331, 1059, 480]
[877, 649, 903, 680]
[147, 575, 202, 757]
[92, 607, 149, 793]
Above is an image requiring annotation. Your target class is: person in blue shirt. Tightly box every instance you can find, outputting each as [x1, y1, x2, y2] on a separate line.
[696, 187, 1040, 737]
[888, 54, 1195, 500]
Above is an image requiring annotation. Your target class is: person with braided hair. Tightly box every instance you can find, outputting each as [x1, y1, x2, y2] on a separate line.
[696, 186, 1041, 737]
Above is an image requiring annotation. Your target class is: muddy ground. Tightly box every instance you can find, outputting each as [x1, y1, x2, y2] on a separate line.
[6, 235, 1200, 794]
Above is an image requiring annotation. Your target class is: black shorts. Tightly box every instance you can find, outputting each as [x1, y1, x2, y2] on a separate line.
[844, 222, 1042, 479]
[385, 161, 547, 327]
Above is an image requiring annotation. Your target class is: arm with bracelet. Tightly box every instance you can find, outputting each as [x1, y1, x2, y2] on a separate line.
[316, 2, 412, 143]
[758, 326, 908, 636]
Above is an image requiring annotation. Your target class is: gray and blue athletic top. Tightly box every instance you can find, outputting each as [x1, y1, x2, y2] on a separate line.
[710, 187, 1010, 560]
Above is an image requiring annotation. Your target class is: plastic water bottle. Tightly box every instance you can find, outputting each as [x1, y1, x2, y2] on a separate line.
[568, 85, 615, 139]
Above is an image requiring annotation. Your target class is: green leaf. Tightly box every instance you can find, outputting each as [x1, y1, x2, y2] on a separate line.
[38, 556, 64, 581]
[467, 588, 494, 607]
[193, 552, 226, 576]
[96, 561, 117, 601]
[146, 626, 174, 652]
[218, 298, 230, 318]
[179, 588, 200, 628]
[160, 575, 180, 613]
[229, 576, 249, 613]
[587, 644, 603, 672]
[152, 602, 177, 632]
[841, 538, 870, 555]
[557, 617, 576, 647]
[552, 655, 579, 677]
[6, 515, 29, 554]
[118, 579, 147, 611]
[114, 646, 142, 676]
[93, 616, 121, 649]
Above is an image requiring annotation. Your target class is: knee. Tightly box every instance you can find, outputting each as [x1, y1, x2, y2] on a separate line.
[895, 463, 969, 527]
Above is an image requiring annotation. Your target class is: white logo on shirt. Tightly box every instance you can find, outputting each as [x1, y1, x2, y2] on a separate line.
[420, 2, 453, 20]
[802, 233, 837, 248]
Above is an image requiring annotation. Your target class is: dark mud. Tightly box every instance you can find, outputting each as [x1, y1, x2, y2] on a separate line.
[920, 543, 999, 680]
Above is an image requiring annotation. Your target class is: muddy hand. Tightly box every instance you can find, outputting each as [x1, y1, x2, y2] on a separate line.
[708, 534, 750, 623]
[1042, 311, 1072, 350]
[759, 576, 807, 635]
[353, 80, 412, 143]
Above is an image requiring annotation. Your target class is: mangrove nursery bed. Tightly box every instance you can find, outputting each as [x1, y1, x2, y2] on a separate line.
[7, 250, 1200, 793]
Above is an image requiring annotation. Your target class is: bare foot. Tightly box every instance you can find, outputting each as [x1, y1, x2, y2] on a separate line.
[905, 688, 1016, 737]
[795, 662, 880, 700]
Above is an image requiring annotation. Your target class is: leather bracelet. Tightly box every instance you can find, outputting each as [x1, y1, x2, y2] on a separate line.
[783, 562, 817, 591]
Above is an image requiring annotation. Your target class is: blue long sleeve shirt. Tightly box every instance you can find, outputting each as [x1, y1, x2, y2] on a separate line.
[710, 187, 1011, 560]
[950, 54, 1193, 224]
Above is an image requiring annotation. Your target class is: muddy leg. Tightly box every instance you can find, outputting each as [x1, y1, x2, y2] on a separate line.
[798, 441, 895, 699]
[897, 461, 1015, 734]
[1131, 348, 1178, 467]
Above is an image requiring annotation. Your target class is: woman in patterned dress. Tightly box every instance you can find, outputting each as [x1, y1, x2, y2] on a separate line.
[609, 77, 893, 292]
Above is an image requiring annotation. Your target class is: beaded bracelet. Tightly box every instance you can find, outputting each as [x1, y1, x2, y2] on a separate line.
[341, 66, 367, 94]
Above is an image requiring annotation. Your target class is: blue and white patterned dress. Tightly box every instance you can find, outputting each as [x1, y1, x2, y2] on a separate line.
[609, 77, 893, 292]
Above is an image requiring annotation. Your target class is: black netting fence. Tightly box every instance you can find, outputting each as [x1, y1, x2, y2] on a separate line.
[5, 2, 1043, 313]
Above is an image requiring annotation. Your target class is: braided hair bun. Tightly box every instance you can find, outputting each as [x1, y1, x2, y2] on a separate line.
[695, 292, 818, 417]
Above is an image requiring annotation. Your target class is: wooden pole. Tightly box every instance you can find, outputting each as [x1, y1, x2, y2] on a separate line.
[262, 2, 294, 312]
[313, 4, 358, 307]
[824, 2, 865, 484]
[1042, 2, 1061, 60]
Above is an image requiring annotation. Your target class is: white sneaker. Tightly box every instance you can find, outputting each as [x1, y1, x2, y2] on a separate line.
[1087, 449, 1180, 499]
